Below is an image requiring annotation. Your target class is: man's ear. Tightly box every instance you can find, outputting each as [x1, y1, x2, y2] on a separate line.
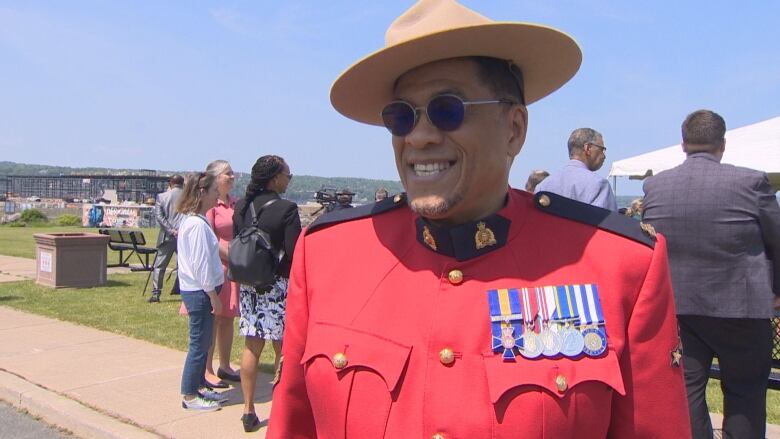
[507, 105, 528, 158]
[681, 141, 689, 154]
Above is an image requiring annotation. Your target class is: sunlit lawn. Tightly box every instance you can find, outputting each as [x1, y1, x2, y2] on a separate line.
[0, 225, 161, 267]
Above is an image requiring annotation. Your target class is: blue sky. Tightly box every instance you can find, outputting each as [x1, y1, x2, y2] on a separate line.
[2, 1, 779, 195]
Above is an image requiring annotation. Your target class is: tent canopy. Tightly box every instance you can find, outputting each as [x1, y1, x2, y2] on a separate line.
[609, 115, 780, 191]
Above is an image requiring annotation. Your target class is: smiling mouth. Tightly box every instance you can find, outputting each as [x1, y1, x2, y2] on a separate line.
[411, 161, 455, 177]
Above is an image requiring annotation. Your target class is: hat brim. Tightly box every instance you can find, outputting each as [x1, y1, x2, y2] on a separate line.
[331, 23, 582, 126]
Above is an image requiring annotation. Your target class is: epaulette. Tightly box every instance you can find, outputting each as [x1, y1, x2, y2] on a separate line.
[533, 191, 656, 248]
[305, 193, 408, 235]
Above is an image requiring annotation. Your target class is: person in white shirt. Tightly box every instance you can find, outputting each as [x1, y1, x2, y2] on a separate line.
[176, 171, 226, 411]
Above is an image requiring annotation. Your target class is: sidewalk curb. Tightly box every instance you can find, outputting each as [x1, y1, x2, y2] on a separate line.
[0, 369, 161, 439]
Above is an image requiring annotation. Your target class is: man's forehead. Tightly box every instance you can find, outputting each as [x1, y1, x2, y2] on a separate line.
[392, 58, 484, 98]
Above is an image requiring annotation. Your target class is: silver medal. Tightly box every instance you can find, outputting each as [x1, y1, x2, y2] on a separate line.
[540, 327, 562, 357]
[560, 326, 585, 357]
[520, 331, 543, 359]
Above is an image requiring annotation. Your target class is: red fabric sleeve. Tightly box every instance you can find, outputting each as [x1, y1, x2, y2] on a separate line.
[266, 232, 317, 438]
[608, 234, 691, 438]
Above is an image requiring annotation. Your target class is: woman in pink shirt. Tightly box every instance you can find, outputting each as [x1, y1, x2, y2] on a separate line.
[203, 160, 241, 386]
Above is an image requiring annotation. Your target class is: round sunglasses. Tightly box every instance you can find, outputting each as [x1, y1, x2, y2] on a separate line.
[381, 94, 516, 137]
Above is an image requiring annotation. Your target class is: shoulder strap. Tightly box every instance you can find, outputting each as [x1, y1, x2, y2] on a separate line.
[533, 191, 656, 248]
[306, 193, 408, 235]
[249, 198, 278, 226]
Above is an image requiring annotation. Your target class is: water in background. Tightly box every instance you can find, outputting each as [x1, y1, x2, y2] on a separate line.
[617, 195, 643, 209]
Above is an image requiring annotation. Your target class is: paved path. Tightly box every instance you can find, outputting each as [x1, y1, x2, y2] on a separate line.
[0, 306, 272, 438]
[0, 255, 38, 283]
[0, 399, 73, 439]
[0, 254, 132, 284]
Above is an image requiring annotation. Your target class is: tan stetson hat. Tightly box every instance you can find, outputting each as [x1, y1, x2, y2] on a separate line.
[330, 0, 582, 126]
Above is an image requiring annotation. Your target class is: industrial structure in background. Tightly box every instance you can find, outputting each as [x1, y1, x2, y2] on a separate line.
[0, 171, 169, 204]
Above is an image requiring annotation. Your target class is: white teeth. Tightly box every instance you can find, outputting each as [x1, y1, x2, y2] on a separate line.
[413, 162, 450, 176]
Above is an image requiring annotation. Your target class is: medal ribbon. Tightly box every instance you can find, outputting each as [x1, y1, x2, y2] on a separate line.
[575, 284, 605, 325]
[523, 287, 540, 333]
[561, 285, 579, 322]
[487, 288, 523, 354]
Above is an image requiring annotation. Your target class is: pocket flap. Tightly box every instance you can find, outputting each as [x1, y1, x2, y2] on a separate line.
[302, 321, 412, 393]
[483, 349, 625, 402]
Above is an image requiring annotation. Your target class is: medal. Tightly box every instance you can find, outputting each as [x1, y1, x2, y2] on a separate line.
[520, 328, 543, 359]
[535, 288, 561, 357]
[540, 327, 562, 356]
[487, 289, 523, 361]
[560, 325, 585, 357]
[582, 326, 607, 357]
[499, 325, 519, 360]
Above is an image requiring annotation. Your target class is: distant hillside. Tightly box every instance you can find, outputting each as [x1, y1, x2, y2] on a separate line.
[0, 161, 403, 204]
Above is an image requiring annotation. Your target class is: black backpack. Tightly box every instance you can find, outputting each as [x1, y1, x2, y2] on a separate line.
[227, 199, 284, 288]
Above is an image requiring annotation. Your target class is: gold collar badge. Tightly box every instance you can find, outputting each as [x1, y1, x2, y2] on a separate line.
[475, 221, 497, 250]
[423, 225, 437, 251]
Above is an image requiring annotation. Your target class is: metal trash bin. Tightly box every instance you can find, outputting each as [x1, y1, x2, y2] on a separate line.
[33, 233, 110, 288]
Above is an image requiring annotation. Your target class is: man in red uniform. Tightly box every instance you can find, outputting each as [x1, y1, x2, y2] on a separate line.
[267, 1, 691, 438]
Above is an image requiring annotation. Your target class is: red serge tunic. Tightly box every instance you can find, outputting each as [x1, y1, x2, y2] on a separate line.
[267, 189, 690, 439]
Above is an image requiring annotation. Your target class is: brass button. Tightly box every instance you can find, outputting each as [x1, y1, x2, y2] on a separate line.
[332, 352, 348, 369]
[448, 269, 463, 285]
[538, 194, 551, 207]
[439, 348, 455, 365]
[432, 434, 446, 439]
[555, 374, 568, 393]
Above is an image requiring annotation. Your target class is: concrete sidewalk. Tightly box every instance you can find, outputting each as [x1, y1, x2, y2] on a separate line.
[0, 255, 38, 283]
[0, 306, 272, 438]
[0, 254, 131, 284]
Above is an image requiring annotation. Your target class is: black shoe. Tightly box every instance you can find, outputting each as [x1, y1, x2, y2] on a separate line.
[218, 368, 241, 382]
[204, 378, 229, 389]
[147, 294, 160, 303]
[241, 413, 261, 432]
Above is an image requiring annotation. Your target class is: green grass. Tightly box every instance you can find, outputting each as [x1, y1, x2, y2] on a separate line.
[706, 370, 780, 424]
[0, 275, 276, 370]
[0, 225, 162, 267]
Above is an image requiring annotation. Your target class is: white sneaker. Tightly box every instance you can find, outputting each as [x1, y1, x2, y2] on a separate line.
[199, 388, 229, 404]
[182, 395, 221, 411]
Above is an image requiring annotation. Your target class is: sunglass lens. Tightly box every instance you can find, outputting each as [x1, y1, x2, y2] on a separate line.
[427, 95, 465, 132]
[381, 102, 416, 136]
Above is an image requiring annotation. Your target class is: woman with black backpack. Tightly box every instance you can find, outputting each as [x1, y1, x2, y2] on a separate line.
[232, 155, 301, 432]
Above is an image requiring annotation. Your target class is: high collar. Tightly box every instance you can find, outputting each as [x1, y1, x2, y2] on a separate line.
[414, 193, 513, 261]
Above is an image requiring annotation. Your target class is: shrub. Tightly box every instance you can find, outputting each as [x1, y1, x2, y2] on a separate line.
[20, 209, 48, 223]
[8, 221, 27, 227]
[56, 214, 82, 227]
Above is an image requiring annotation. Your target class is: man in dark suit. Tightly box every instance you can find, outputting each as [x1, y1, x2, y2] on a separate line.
[149, 174, 184, 303]
[643, 109, 780, 439]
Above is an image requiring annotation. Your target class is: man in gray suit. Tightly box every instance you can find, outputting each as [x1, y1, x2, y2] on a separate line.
[643, 109, 780, 439]
[149, 174, 184, 303]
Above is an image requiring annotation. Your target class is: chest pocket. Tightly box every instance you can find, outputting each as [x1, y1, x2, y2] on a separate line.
[302, 321, 412, 439]
[483, 349, 625, 438]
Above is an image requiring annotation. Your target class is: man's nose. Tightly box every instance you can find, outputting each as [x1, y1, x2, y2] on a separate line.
[404, 113, 443, 149]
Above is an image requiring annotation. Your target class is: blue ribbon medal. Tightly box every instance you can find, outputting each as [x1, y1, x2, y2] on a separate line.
[487, 288, 523, 361]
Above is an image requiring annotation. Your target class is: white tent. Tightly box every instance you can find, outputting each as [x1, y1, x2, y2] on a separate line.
[609, 115, 780, 191]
